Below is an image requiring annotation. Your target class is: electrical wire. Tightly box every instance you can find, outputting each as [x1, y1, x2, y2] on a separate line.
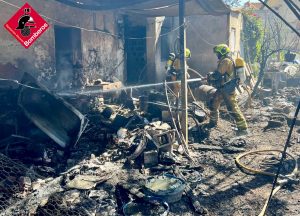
[186, 20, 230, 47]
[0, 0, 118, 37]
[0, 0, 185, 40]
[124, 24, 184, 40]
[55, 0, 153, 11]
[121, 2, 179, 11]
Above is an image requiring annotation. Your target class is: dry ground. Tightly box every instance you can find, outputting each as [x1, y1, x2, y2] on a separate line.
[1, 89, 299, 216]
[87, 98, 300, 216]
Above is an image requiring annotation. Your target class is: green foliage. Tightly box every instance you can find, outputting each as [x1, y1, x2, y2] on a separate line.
[242, 11, 264, 63]
[279, 51, 285, 62]
[250, 63, 260, 78]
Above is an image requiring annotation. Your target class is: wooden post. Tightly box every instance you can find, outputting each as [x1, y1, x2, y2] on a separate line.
[179, 0, 188, 147]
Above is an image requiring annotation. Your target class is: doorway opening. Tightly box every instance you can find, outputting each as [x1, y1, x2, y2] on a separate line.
[124, 18, 147, 84]
[54, 26, 82, 89]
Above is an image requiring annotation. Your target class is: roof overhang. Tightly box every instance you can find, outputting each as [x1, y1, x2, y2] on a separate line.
[56, 0, 231, 16]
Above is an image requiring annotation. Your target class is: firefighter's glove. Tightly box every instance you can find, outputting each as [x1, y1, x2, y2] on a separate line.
[167, 68, 177, 76]
[207, 71, 222, 85]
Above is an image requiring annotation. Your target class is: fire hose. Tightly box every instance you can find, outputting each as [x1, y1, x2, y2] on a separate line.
[235, 149, 298, 216]
[235, 150, 297, 178]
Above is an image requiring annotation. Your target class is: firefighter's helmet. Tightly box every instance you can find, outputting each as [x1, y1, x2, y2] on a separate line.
[168, 53, 176, 61]
[185, 48, 191, 59]
[213, 44, 230, 56]
[235, 57, 245, 68]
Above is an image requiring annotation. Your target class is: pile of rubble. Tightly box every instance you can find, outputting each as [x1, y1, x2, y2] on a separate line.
[0, 73, 88, 164]
[258, 87, 300, 130]
[2, 69, 299, 215]
[0, 73, 213, 215]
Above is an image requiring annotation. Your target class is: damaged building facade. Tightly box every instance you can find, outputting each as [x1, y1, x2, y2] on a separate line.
[0, 0, 124, 90]
[0, 1, 300, 216]
[150, 10, 243, 81]
[0, 0, 236, 87]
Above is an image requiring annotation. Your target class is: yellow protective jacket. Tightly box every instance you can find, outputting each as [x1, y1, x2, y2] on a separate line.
[217, 57, 235, 85]
[166, 57, 181, 72]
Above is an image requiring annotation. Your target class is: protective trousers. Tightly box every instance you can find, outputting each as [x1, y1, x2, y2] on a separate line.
[209, 90, 248, 130]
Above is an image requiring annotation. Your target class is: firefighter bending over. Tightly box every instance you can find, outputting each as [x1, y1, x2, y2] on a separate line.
[206, 44, 248, 136]
[165, 48, 191, 95]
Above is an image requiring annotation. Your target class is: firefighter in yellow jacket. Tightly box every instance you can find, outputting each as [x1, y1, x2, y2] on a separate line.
[165, 49, 191, 95]
[207, 44, 248, 135]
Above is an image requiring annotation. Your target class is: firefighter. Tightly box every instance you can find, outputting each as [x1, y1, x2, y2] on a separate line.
[165, 48, 191, 95]
[206, 44, 248, 136]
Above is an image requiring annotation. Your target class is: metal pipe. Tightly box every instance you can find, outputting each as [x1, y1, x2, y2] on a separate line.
[283, 0, 300, 20]
[288, 0, 300, 13]
[179, 0, 188, 148]
[261, 100, 300, 215]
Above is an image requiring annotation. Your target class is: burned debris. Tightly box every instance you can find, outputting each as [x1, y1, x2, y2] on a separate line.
[0, 0, 300, 215]
[0, 69, 212, 215]
[0, 73, 87, 149]
[0, 76, 87, 169]
[1, 67, 299, 215]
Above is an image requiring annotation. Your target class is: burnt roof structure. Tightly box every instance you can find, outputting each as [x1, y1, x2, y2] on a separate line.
[55, 0, 231, 16]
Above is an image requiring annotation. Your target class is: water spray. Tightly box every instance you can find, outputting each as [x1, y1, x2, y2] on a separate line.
[57, 77, 204, 97]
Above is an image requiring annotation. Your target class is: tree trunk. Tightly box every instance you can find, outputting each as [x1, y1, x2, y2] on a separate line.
[251, 62, 266, 97]
[251, 49, 282, 97]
